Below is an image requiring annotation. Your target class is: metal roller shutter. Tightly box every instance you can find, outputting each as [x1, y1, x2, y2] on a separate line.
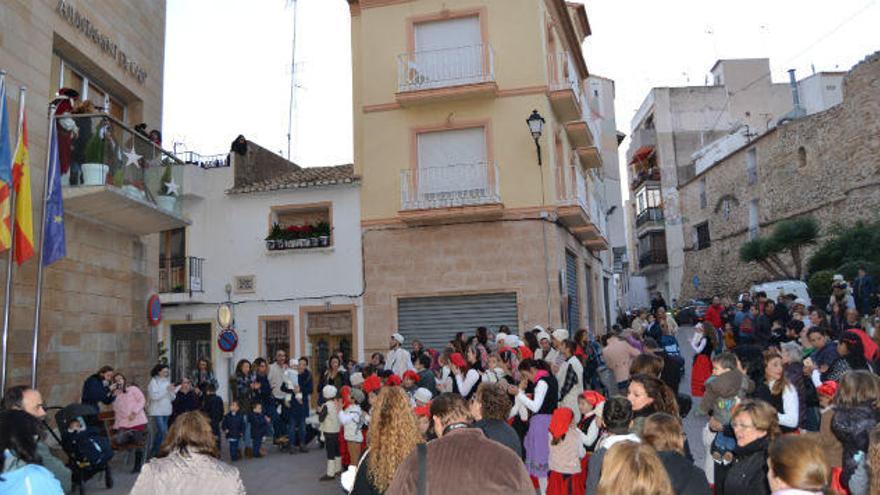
[398, 293, 519, 351]
[566, 252, 580, 330]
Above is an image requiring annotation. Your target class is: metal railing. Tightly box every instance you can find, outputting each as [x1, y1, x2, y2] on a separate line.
[397, 44, 495, 92]
[159, 256, 204, 295]
[60, 113, 184, 214]
[400, 161, 501, 211]
[639, 249, 668, 269]
[547, 52, 582, 106]
[636, 207, 664, 227]
[630, 167, 661, 190]
[177, 151, 230, 169]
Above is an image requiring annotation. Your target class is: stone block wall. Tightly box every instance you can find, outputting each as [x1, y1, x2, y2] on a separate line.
[679, 51, 880, 299]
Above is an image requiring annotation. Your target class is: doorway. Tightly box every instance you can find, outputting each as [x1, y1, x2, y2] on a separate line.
[306, 311, 353, 407]
[170, 323, 212, 383]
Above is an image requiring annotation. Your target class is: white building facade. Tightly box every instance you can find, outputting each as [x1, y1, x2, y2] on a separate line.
[158, 144, 362, 401]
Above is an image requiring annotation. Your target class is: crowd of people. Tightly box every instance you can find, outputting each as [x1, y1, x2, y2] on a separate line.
[2, 277, 880, 494]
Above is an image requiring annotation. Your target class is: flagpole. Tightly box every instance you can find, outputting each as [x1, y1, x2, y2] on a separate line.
[0, 81, 23, 396]
[30, 102, 53, 389]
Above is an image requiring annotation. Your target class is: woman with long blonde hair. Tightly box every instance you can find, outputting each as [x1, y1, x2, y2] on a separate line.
[349, 386, 421, 494]
[597, 441, 674, 495]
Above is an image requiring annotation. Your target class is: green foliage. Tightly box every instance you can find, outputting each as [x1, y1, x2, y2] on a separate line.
[160, 166, 173, 195]
[739, 237, 775, 263]
[112, 167, 125, 187]
[836, 260, 880, 280]
[807, 220, 880, 274]
[314, 221, 331, 237]
[157, 341, 168, 365]
[265, 222, 284, 241]
[770, 216, 819, 248]
[807, 270, 835, 297]
[85, 133, 105, 163]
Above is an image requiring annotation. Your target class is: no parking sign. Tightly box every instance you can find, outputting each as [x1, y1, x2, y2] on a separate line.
[218, 329, 238, 352]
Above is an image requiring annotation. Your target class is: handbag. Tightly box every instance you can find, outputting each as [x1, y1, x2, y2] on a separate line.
[417, 443, 427, 495]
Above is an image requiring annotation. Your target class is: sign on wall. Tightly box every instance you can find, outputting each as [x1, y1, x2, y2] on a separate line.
[147, 294, 161, 326]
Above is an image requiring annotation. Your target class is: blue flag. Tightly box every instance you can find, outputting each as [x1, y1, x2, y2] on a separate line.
[0, 75, 13, 251]
[42, 120, 65, 266]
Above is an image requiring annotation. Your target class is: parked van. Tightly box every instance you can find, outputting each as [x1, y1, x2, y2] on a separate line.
[748, 280, 812, 306]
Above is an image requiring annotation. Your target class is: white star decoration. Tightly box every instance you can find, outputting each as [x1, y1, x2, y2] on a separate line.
[124, 149, 142, 168]
[164, 178, 180, 196]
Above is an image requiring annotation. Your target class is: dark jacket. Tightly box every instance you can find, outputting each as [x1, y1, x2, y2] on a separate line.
[831, 403, 880, 488]
[222, 412, 246, 440]
[351, 451, 382, 495]
[81, 374, 114, 409]
[417, 369, 437, 396]
[298, 370, 313, 411]
[202, 394, 225, 426]
[754, 315, 772, 347]
[813, 341, 839, 370]
[170, 390, 200, 424]
[255, 374, 273, 404]
[248, 412, 269, 440]
[473, 419, 522, 458]
[318, 370, 347, 405]
[700, 368, 747, 424]
[657, 450, 711, 495]
[722, 436, 770, 495]
[386, 428, 533, 495]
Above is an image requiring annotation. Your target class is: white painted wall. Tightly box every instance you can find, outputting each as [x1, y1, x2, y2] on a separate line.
[160, 164, 363, 401]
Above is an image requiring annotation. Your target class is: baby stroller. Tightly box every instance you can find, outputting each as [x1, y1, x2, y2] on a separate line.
[44, 404, 114, 495]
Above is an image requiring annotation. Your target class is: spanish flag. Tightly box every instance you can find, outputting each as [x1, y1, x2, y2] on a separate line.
[12, 112, 33, 265]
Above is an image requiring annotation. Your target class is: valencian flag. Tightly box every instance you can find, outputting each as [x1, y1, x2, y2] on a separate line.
[12, 107, 33, 265]
[42, 120, 65, 266]
[0, 75, 12, 252]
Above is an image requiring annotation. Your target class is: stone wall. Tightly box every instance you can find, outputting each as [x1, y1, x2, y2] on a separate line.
[679, 51, 880, 299]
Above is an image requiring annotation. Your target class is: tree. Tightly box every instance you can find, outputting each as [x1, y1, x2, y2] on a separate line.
[807, 220, 880, 275]
[739, 215, 819, 280]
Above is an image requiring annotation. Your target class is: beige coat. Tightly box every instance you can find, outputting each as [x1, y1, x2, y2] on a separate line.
[129, 451, 246, 495]
[602, 336, 641, 383]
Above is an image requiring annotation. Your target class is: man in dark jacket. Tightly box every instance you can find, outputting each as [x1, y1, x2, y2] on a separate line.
[470, 383, 522, 458]
[170, 378, 200, 425]
[415, 354, 437, 396]
[855, 268, 877, 315]
[754, 303, 774, 348]
[81, 366, 116, 411]
[202, 384, 225, 452]
[387, 393, 533, 494]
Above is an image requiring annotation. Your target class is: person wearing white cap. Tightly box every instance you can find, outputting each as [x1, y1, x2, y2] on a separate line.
[413, 387, 433, 407]
[387, 332, 415, 378]
[534, 330, 560, 365]
[318, 385, 341, 481]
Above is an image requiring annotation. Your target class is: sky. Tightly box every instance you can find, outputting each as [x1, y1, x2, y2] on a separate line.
[162, 0, 880, 193]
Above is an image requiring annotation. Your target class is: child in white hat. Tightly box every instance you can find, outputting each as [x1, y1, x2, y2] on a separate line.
[318, 385, 341, 481]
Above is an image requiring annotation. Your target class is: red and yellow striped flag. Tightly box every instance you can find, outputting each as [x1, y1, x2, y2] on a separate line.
[12, 112, 33, 265]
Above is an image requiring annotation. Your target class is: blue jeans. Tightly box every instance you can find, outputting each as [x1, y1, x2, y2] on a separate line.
[150, 415, 169, 457]
[288, 411, 307, 447]
[229, 439, 240, 461]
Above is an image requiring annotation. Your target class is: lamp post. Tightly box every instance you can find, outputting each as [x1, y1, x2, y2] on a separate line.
[526, 110, 545, 166]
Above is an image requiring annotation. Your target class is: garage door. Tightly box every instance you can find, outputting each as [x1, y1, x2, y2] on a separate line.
[397, 293, 519, 351]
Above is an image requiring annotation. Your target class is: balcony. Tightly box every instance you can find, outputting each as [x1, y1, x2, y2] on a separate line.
[564, 121, 594, 149]
[61, 113, 188, 235]
[629, 128, 657, 157]
[575, 146, 602, 169]
[158, 256, 204, 304]
[557, 166, 602, 245]
[396, 44, 497, 106]
[636, 207, 665, 229]
[399, 161, 502, 224]
[547, 52, 582, 123]
[638, 249, 668, 271]
[630, 167, 661, 190]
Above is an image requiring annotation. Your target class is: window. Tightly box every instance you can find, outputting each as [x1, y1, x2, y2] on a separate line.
[412, 16, 482, 88]
[722, 199, 731, 221]
[635, 186, 661, 215]
[158, 228, 185, 293]
[417, 127, 489, 197]
[269, 203, 332, 250]
[51, 54, 128, 123]
[746, 148, 757, 185]
[699, 178, 707, 209]
[695, 222, 711, 250]
[749, 200, 760, 239]
[797, 147, 807, 168]
[263, 318, 291, 359]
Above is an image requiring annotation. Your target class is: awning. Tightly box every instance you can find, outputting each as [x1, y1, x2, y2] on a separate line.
[629, 145, 655, 165]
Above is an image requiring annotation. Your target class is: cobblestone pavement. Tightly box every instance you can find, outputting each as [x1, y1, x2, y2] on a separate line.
[95, 326, 707, 494]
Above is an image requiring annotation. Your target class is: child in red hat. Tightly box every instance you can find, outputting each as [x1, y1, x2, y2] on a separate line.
[547, 407, 586, 495]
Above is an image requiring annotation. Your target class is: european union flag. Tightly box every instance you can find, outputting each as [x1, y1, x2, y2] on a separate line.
[42, 119, 65, 266]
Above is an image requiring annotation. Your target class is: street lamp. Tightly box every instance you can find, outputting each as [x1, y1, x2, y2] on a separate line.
[526, 110, 545, 166]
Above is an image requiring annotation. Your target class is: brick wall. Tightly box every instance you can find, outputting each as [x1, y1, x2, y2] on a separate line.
[679, 51, 880, 299]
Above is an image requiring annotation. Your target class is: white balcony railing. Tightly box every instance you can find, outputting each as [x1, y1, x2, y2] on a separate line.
[400, 161, 501, 211]
[397, 44, 495, 92]
[547, 52, 582, 106]
[560, 165, 589, 215]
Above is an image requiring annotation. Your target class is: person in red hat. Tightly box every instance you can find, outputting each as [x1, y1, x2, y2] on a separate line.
[451, 349, 482, 401]
[577, 391, 605, 453]
[51, 88, 79, 183]
[816, 380, 843, 472]
[402, 370, 420, 396]
[384, 374, 402, 387]
[547, 407, 585, 495]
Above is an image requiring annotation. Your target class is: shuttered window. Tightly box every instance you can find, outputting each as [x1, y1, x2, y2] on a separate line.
[398, 293, 518, 351]
[566, 252, 580, 330]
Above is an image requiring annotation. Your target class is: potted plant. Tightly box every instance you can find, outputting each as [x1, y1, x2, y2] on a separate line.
[265, 223, 284, 250]
[315, 221, 331, 247]
[283, 226, 297, 249]
[82, 132, 108, 185]
[157, 166, 177, 212]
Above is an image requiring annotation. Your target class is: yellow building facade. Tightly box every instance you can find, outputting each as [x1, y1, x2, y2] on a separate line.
[348, 0, 611, 352]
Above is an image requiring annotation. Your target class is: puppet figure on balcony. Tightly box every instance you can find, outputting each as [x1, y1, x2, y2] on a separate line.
[51, 88, 80, 180]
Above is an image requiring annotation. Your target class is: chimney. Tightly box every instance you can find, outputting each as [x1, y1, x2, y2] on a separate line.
[777, 69, 806, 125]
